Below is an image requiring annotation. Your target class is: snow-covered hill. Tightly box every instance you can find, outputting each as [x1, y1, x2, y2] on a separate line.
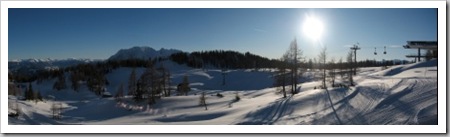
[8, 59, 437, 126]
[108, 46, 181, 61]
[370, 59, 437, 77]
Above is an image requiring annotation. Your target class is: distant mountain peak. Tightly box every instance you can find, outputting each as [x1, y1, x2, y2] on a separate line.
[8, 58, 99, 73]
[108, 46, 182, 61]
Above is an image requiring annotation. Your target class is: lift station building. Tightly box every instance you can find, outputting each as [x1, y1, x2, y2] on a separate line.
[403, 41, 437, 62]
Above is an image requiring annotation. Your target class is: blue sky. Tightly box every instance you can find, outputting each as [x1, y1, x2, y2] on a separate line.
[9, 8, 437, 61]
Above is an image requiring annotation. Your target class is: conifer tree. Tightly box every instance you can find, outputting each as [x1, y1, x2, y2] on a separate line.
[53, 74, 67, 91]
[70, 71, 81, 92]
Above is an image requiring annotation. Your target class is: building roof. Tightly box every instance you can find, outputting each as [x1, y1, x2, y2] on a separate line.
[403, 41, 437, 49]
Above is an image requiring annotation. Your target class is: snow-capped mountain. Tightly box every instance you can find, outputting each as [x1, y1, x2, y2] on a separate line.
[108, 46, 182, 61]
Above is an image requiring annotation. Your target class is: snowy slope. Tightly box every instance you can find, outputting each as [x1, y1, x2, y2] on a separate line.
[108, 46, 181, 61]
[370, 59, 437, 77]
[8, 60, 438, 125]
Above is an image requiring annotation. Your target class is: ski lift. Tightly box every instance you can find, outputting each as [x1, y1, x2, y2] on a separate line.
[374, 47, 377, 55]
[383, 46, 387, 54]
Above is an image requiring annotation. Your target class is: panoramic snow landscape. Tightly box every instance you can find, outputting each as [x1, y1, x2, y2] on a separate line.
[6, 8, 439, 127]
[7, 47, 438, 125]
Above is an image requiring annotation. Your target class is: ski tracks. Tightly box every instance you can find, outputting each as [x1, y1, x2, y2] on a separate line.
[260, 95, 293, 124]
[238, 95, 293, 125]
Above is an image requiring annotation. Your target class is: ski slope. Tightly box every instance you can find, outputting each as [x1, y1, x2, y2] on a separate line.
[8, 59, 438, 125]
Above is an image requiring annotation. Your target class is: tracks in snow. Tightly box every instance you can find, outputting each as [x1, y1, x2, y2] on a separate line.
[237, 95, 293, 125]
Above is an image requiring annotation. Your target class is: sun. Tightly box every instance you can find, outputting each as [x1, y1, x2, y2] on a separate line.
[303, 15, 324, 41]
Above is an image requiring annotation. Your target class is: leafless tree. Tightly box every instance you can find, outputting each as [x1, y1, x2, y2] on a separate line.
[199, 92, 208, 110]
[283, 39, 303, 94]
[347, 51, 354, 86]
[338, 57, 344, 78]
[318, 46, 327, 89]
[51, 102, 62, 119]
[274, 55, 289, 98]
[179, 75, 190, 96]
[128, 68, 137, 96]
[115, 83, 124, 102]
[329, 58, 336, 87]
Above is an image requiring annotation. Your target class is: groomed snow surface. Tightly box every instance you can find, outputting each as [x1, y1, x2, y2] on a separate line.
[8, 59, 438, 125]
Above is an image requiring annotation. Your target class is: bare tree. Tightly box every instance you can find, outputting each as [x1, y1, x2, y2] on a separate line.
[313, 58, 318, 80]
[51, 102, 62, 119]
[160, 66, 172, 97]
[283, 39, 303, 94]
[274, 55, 289, 98]
[167, 71, 172, 97]
[179, 75, 190, 96]
[199, 92, 208, 110]
[139, 62, 160, 105]
[157, 65, 169, 97]
[338, 57, 344, 78]
[115, 83, 124, 102]
[318, 46, 327, 89]
[128, 68, 137, 96]
[221, 68, 227, 86]
[329, 58, 336, 87]
[347, 50, 354, 86]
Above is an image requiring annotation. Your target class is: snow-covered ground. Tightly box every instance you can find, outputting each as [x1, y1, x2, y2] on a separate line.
[8, 59, 437, 125]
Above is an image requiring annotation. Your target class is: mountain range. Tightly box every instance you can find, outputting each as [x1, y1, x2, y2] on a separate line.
[8, 47, 181, 72]
[108, 46, 181, 61]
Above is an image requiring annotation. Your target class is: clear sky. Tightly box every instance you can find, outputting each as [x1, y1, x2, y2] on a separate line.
[9, 8, 437, 61]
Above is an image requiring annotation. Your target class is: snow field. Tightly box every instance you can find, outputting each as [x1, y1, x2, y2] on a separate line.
[8, 59, 438, 125]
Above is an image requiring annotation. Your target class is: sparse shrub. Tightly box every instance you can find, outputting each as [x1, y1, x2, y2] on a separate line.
[8, 112, 19, 118]
[234, 92, 240, 101]
[216, 93, 224, 98]
[177, 75, 190, 96]
[8, 101, 21, 118]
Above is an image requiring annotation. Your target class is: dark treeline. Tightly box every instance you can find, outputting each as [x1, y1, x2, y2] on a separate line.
[10, 59, 157, 83]
[170, 50, 286, 69]
[9, 51, 411, 85]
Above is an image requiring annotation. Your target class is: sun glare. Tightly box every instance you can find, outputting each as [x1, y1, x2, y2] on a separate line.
[303, 16, 324, 41]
